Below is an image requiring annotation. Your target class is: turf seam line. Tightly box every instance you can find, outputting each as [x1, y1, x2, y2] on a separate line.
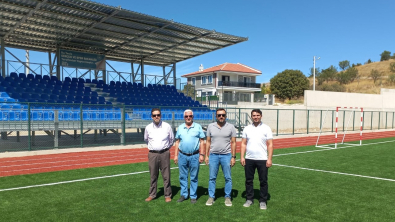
[273, 164, 395, 182]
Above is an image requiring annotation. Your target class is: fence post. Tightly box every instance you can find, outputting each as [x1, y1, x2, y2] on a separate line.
[343, 110, 345, 132]
[121, 106, 125, 145]
[276, 109, 279, 136]
[307, 110, 309, 134]
[393, 112, 394, 129]
[371, 111, 373, 130]
[353, 110, 355, 131]
[54, 110, 59, 149]
[331, 110, 334, 133]
[238, 108, 241, 138]
[292, 109, 295, 135]
[80, 103, 83, 148]
[378, 112, 381, 130]
[320, 110, 322, 132]
[28, 103, 31, 151]
[385, 112, 388, 129]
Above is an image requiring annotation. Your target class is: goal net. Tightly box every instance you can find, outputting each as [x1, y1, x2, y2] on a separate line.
[316, 107, 363, 149]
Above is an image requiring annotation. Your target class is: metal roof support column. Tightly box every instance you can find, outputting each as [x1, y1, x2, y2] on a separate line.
[173, 63, 177, 88]
[162, 66, 166, 85]
[56, 46, 60, 79]
[141, 59, 145, 86]
[1, 38, 5, 77]
[131, 62, 135, 83]
[102, 69, 106, 84]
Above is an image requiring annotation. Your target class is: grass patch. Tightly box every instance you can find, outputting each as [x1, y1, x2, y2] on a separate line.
[1, 137, 395, 221]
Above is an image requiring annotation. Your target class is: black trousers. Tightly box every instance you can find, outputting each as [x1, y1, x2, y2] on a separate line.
[245, 159, 268, 203]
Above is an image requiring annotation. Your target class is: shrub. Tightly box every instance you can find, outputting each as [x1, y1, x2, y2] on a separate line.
[316, 83, 346, 92]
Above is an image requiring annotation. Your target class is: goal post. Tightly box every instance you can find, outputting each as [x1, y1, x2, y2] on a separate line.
[316, 107, 363, 149]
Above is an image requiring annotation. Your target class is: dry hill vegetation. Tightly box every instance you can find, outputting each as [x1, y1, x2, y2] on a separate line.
[310, 59, 395, 94]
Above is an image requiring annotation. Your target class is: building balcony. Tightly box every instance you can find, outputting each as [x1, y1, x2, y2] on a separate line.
[218, 81, 261, 88]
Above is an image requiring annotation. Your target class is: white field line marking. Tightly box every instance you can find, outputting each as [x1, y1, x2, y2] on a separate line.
[274, 139, 395, 157]
[0, 166, 180, 192]
[273, 164, 395, 182]
[2, 139, 395, 192]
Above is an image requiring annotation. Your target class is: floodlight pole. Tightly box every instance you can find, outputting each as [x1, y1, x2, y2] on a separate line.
[313, 56, 320, 91]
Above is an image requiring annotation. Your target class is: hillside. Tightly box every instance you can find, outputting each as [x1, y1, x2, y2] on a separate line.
[310, 59, 395, 94]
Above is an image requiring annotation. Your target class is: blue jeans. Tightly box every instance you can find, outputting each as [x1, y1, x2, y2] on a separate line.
[178, 152, 200, 199]
[208, 153, 232, 198]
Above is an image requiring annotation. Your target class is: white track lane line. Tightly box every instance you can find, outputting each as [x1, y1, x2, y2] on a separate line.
[273, 164, 395, 182]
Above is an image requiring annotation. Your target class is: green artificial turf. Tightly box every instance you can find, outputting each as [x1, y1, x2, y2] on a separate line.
[1, 137, 395, 221]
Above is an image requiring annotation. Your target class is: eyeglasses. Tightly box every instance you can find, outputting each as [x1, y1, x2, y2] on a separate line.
[184, 115, 193, 118]
[152, 114, 161, 117]
[217, 114, 226, 117]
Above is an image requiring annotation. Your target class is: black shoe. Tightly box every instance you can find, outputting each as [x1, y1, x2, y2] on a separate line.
[191, 199, 197, 204]
[177, 196, 187, 202]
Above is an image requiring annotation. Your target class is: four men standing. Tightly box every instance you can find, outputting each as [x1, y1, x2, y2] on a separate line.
[144, 108, 273, 209]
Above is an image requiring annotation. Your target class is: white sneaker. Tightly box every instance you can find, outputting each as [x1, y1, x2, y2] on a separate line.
[225, 197, 232, 207]
[206, 197, 214, 206]
[243, 200, 253, 207]
[260, 202, 267, 210]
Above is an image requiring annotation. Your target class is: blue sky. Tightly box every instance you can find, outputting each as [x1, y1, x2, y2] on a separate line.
[4, 0, 395, 83]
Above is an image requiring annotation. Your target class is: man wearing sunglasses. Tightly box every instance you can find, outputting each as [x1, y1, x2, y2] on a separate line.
[144, 108, 174, 203]
[240, 109, 273, 210]
[173, 109, 205, 204]
[205, 108, 236, 207]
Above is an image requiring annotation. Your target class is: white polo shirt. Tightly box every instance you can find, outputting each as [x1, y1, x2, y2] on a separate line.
[242, 122, 273, 160]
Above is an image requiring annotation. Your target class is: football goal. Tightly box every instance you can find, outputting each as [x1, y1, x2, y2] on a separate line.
[316, 107, 363, 149]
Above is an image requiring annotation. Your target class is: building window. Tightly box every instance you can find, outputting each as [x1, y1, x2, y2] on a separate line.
[192, 78, 196, 85]
[207, 91, 213, 96]
[202, 76, 207, 85]
[208, 75, 212, 84]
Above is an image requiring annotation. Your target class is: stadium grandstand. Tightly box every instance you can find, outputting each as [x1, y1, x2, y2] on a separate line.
[0, 0, 247, 151]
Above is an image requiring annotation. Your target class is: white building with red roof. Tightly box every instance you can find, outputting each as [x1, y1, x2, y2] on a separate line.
[182, 63, 262, 104]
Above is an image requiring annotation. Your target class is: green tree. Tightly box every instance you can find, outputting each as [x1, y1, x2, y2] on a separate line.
[336, 67, 358, 85]
[365, 59, 372, 64]
[260, 84, 271, 94]
[388, 74, 395, 85]
[380, 50, 391, 61]
[370, 69, 382, 84]
[182, 84, 195, 98]
[318, 65, 337, 84]
[270, 69, 309, 100]
[339, 60, 350, 70]
[392, 53, 395, 59]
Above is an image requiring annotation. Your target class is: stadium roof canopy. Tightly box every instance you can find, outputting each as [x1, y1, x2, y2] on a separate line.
[0, 0, 248, 67]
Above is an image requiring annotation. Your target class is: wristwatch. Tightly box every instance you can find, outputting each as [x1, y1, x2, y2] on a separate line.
[231, 156, 236, 159]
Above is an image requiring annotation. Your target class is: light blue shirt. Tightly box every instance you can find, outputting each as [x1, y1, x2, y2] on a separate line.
[175, 122, 205, 154]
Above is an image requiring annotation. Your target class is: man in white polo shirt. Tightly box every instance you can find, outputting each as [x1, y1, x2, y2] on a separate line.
[240, 109, 273, 210]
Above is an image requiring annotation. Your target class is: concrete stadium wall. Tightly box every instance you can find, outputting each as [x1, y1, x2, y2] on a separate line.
[304, 89, 395, 111]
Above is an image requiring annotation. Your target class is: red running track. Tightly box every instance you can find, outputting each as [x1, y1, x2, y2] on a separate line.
[1, 131, 394, 177]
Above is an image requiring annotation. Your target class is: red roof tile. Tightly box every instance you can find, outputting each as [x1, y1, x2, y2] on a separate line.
[181, 63, 261, 77]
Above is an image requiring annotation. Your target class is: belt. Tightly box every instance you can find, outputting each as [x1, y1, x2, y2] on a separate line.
[149, 147, 170, 154]
[178, 149, 199, 156]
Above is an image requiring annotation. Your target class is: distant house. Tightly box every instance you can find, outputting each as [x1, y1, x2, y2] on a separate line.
[182, 63, 262, 104]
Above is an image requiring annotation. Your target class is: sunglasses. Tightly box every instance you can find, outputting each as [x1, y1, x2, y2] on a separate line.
[217, 114, 226, 117]
[184, 115, 193, 118]
[152, 114, 161, 117]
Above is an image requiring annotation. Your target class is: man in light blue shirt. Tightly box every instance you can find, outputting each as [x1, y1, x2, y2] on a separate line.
[174, 109, 206, 204]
